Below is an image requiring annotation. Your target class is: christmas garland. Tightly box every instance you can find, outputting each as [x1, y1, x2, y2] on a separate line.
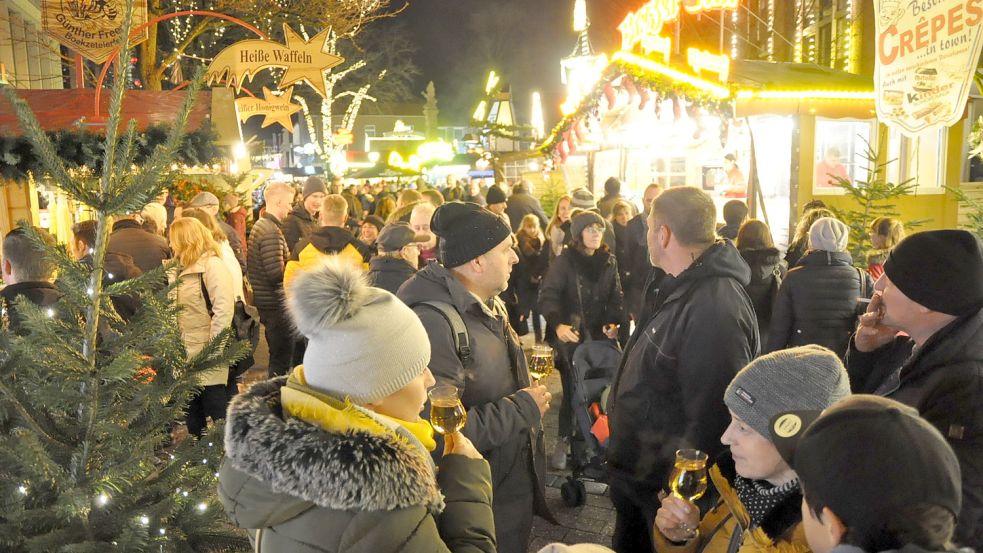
[471, 121, 538, 142]
[0, 124, 220, 181]
[540, 58, 734, 156]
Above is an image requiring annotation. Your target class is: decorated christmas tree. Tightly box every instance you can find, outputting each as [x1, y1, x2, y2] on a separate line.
[0, 3, 248, 551]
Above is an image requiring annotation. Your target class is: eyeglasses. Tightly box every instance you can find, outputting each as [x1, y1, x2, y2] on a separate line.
[583, 224, 604, 234]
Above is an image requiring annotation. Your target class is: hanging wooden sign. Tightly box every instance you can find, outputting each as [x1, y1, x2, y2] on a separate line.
[234, 87, 303, 132]
[42, 0, 150, 64]
[205, 25, 344, 98]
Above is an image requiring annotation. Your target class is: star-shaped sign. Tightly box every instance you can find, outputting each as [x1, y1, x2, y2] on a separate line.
[279, 25, 344, 98]
[235, 87, 304, 132]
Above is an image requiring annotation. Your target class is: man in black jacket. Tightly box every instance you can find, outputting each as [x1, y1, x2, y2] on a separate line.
[606, 187, 759, 553]
[189, 191, 247, 273]
[847, 229, 983, 549]
[504, 180, 549, 232]
[247, 182, 294, 378]
[282, 176, 326, 253]
[367, 222, 424, 295]
[108, 214, 170, 274]
[1, 227, 62, 333]
[624, 183, 664, 324]
[398, 202, 552, 553]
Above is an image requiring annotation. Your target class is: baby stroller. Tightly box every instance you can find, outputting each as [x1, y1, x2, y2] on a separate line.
[560, 339, 622, 507]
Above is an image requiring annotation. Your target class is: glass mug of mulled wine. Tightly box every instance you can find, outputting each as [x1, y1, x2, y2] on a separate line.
[429, 384, 467, 435]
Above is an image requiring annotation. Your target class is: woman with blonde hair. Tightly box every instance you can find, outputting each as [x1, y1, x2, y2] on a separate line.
[784, 207, 834, 267]
[374, 195, 396, 221]
[867, 216, 905, 280]
[168, 217, 234, 437]
[182, 207, 245, 302]
[545, 194, 573, 260]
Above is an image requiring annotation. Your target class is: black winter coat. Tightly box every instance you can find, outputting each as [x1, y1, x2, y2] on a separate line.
[767, 250, 872, 358]
[246, 213, 289, 312]
[108, 220, 170, 274]
[538, 248, 624, 343]
[218, 220, 246, 273]
[504, 191, 549, 232]
[624, 213, 654, 318]
[739, 247, 785, 347]
[282, 204, 318, 254]
[846, 308, 983, 549]
[398, 263, 552, 549]
[514, 233, 546, 315]
[367, 255, 417, 296]
[0, 281, 62, 333]
[607, 241, 758, 500]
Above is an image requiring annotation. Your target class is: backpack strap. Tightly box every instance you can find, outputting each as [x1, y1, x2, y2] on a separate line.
[411, 300, 473, 368]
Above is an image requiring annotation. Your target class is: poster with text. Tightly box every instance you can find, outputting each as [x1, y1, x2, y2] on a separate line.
[42, 0, 149, 64]
[875, 0, 983, 136]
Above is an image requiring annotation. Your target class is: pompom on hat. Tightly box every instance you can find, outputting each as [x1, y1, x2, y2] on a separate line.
[286, 258, 430, 403]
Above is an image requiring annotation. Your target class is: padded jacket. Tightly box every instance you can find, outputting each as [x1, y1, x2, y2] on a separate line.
[282, 204, 318, 254]
[538, 247, 624, 342]
[218, 378, 496, 553]
[246, 213, 289, 312]
[767, 250, 872, 358]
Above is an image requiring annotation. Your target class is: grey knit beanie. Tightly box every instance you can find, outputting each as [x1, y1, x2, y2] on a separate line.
[286, 258, 430, 403]
[724, 345, 851, 440]
[809, 217, 849, 252]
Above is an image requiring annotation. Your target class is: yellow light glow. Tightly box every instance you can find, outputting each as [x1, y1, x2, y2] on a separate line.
[417, 140, 454, 163]
[485, 71, 500, 95]
[473, 101, 488, 122]
[368, 151, 380, 163]
[686, 48, 730, 82]
[619, 0, 737, 52]
[574, 0, 588, 32]
[233, 142, 248, 160]
[737, 89, 876, 100]
[613, 51, 731, 99]
[531, 92, 545, 139]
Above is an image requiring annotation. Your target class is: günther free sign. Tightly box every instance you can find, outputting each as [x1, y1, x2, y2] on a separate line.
[876, 0, 983, 136]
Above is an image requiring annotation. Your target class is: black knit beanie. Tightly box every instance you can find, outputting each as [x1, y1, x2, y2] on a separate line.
[433, 202, 512, 268]
[883, 229, 983, 316]
[485, 185, 507, 205]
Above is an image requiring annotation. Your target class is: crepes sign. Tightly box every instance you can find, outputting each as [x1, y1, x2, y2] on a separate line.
[875, 0, 983, 136]
[42, 0, 149, 64]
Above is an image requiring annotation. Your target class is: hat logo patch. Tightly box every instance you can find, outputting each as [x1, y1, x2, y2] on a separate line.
[735, 386, 755, 405]
[773, 414, 803, 438]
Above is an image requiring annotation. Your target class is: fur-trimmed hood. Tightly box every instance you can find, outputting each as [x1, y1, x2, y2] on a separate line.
[220, 377, 444, 530]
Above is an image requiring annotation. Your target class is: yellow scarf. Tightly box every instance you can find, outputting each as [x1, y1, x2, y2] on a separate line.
[281, 366, 436, 452]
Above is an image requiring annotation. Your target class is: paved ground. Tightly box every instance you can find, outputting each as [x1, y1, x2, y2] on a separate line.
[242, 329, 617, 552]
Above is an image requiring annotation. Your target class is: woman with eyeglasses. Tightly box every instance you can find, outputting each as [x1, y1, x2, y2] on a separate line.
[538, 210, 625, 470]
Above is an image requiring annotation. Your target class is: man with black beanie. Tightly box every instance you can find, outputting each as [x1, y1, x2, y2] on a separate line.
[282, 176, 327, 253]
[398, 201, 553, 553]
[846, 229, 983, 548]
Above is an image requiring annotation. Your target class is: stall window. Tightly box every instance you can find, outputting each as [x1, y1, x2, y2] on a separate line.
[652, 156, 687, 188]
[886, 127, 947, 192]
[813, 118, 875, 193]
[963, 98, 983, 183]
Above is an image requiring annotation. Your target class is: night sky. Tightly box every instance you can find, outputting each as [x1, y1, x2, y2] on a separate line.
[390, 0, 643, 128]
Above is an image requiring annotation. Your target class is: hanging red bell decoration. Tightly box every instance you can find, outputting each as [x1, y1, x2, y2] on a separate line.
[573, 119, 588, 143]
[639, 87, 651, 111]
[603, 84, 617, 110]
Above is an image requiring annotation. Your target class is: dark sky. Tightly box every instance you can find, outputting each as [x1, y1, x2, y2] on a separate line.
[389, 0, 642, 128]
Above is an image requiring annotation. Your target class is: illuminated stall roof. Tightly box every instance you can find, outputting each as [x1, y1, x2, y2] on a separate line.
[542, 52, 875, 156]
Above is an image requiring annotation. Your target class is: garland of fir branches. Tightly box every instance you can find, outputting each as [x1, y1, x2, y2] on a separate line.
[540, 58, 734, 155]
[0, 124, 220, 181]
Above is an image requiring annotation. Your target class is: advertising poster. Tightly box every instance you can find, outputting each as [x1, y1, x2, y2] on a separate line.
[42, 0, 149, 64]
[875, 0, 983, 136]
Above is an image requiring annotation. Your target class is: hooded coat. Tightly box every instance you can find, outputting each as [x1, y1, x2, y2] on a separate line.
[283, 226, 372, 293]
[282, 203, 318, 254]
[653, 453, 809, 553]
[739, 247, 786, 347]
[398, 262, 551, 553]
[607, 241, 759, 498]
[846, 307, 983, 548]
[218, 378, 496, 553]
[767, 250, 873, 358]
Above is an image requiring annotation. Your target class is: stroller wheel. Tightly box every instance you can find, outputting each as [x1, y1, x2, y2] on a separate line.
[560, 477, 587, 507]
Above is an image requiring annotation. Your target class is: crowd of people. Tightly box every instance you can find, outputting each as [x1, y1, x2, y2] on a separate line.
[1, 172, 981, 553]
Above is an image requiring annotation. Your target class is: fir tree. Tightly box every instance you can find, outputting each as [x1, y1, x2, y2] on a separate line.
[829, 138, 922, 265]
[0, 2, 248, 551]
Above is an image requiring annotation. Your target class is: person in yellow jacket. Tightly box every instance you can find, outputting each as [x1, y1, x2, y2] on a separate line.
[654, 346, 851, 553]
[283, 193, 372, 292]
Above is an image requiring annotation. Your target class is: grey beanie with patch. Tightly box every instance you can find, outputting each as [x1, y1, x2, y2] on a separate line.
[724, 345, 851, 440]
[286, 257, 430, 403]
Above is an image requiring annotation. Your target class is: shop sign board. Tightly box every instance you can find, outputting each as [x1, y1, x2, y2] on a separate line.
[42, 0, 149, 63]
[205, 25, 344, 98]
[619, 0, 738, 53]
[234, 87, 303, 132]
[875, 0, 983, 136]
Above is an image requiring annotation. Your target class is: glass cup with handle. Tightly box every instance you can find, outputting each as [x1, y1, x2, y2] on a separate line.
[429, 384, 467, 435]
[668, 448, 709, 537]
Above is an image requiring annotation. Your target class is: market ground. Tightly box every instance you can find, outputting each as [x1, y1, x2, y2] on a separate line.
[241, 327, 617, 552]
